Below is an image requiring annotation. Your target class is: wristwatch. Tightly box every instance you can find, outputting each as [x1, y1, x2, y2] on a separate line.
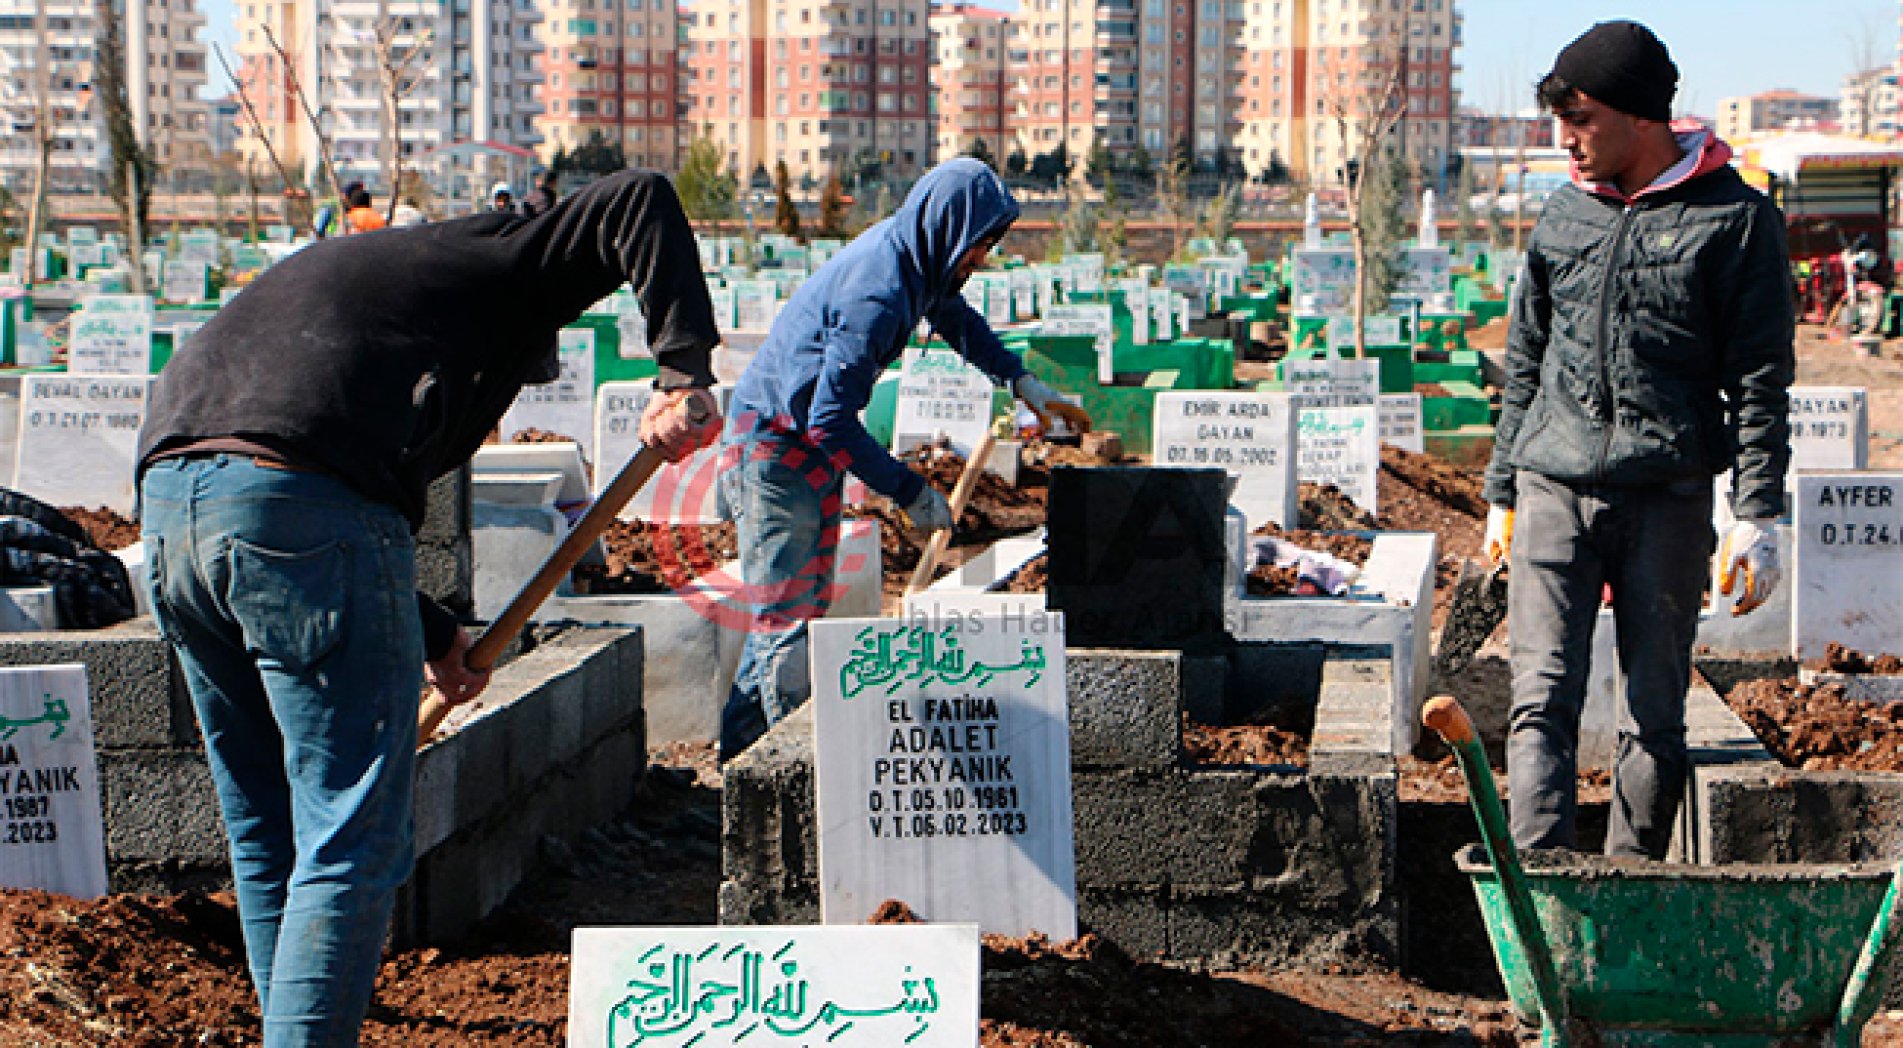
[683, 392, 714, 425]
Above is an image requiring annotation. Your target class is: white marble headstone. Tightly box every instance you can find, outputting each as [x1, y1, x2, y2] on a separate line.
[1378, 393, 1424, 453]
[1041, 304, 1114, 385]
[1792, 471, 1903, 659]
[0, 664, 108, 899]
[812, 614, 1076, 940]
[13, 374, 153, 513]
[1787, 386, 1869, 472]
[1152, 390, 1299, 529]
[892, 348, 995, 459]
[501, 327, 599, 461]
[1297, 404, 1381, 514]
[1285, 356, 1379, 409]
[592, 381, 730, 524]
[68, 295, 154, 375]
[569, 924, 980, 1047]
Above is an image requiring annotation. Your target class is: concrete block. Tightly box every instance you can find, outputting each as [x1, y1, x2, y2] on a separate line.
[420, 466, 473, 546]
[718, 704, 821, 926]
[0, 585, 60, 630]
[1694, 768, 1903, 865]
[1181, 653, 1228, 725]
[472, 501, 569, 620]
[1077, 885, 1169, 959]
[1227, 532, 1435, 755]
[1066, 649, 1184, 771]
[0, 620, 195, 749]
[1048, 467, 1229, 651]
[1073, 770, 1263, 885]
[98, 750, 226, 864]
[541, 593, 727, 746]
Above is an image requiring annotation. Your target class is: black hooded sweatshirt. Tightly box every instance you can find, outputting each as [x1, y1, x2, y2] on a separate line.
[139, 169, 720, 654]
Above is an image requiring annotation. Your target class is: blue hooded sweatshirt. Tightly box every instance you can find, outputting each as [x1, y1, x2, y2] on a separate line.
[727, 158, 1028, 506]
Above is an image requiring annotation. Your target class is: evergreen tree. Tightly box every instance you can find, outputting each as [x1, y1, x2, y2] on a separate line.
[676, 136, 737, 221]
[964, 137, 996, 170]
[1084, 137, 1112, 187]
[1005, 149, 1028, 178]
[818, 175, 849, 237]
[773, 159, 801, 238]
[1356, 146, 1411, 315]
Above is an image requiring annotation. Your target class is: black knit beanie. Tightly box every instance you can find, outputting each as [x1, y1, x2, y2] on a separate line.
[1550, 20, 1678, 121]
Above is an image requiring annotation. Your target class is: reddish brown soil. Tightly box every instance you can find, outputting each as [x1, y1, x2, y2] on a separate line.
[999, 552, 1048, 593]
[58, 505, 142, 551]
[572, 520, 738, 594]
[1725, 677, 1903, 772]
[507, 429, 594, 481]
[1185, 721, 1311, 766]
[0, 742, 1520, 1046]
[1398, 755, 1612, 805]
[1297, 482, 1377, 531]
[1815, 643, 1903, 675]
[855, 446, 1051, 610]
[1375, 446, 1488, 628]
[1416, 383, 1455, 398]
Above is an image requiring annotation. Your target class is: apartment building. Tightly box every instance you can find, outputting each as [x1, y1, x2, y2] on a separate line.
[682, 0, 932, 185]
[0, 0, 209, 193]
[928, 2, 1007, 163]
[1003, 0, 1456, 185]
[1840, 67, 1898, 140]
[1715, 90, 1836, 141]
[535, 0, 680, 169]
[234, 0, 542, 197]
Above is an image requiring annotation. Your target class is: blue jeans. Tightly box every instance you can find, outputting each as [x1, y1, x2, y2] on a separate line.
[141, 455, 422, 1047]
[717, 435, 842, 760]
[1505, 469, 1714, 860]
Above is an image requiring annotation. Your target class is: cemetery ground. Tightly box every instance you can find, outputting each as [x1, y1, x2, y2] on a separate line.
[13, 323, 1903, 1044]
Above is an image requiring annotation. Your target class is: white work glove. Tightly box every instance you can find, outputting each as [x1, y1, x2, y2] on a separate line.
[1484, 505, 1515, 565]
[903, 485, 954, 536]
[1717, 518, 1780, 616]
[638, 388, 722, 462]
[1012, 375, 1092, 434]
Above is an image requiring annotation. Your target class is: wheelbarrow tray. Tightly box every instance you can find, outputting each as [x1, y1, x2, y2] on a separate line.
[1457, 844, 1894, 1040]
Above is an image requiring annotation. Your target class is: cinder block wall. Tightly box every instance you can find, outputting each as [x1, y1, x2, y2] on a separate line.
[720, 648, 1400, 970]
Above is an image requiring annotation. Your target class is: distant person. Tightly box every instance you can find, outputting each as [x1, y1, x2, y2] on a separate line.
[520, 171, 560, 218]
[137, 170, 723, 1046]
[716, 158, 1089, 761]
[343, 187, 386, 234]
[1483, 20, 1792, 861]
[490, 182, 515, 212]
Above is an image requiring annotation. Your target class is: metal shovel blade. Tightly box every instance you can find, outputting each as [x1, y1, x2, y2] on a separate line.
[1436, 558, 1509, 677]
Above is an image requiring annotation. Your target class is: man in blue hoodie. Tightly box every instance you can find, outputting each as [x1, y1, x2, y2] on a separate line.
[717, 158, 1085, 760]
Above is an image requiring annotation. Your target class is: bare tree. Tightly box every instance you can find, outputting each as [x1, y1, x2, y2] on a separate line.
[1155, 150, 1192, 263]
[213, 43, 308, 231]
[264, 25, 346, 202]
[371, 16, 432, 223]
[20, 1, 54, 283]
[96, 0, 157, 294]
[1325, 37, 1408, 358]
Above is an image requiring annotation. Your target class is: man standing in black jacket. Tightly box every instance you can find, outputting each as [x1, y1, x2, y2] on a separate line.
[137, 169, 721, 1046]
[1482, 21, 1793, 861]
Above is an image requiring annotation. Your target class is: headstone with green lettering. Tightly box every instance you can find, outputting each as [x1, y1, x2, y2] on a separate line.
[501, 327, 598, 458]
[69, 295, 154, 375]
[0, 664, 107, 899]
[892, 347, 995, 459]
[568, 924, 981, 1047]
[812, 613, 1076, 939]
[1297, 404, 1381, 514]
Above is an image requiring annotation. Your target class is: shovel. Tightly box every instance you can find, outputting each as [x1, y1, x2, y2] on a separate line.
[417, 435, 676, 746]
[1435, 557, 1509, 677]
[905, 427, 997, 596]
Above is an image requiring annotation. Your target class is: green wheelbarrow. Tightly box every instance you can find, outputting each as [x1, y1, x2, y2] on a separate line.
[1423, 696, 1903, 1048]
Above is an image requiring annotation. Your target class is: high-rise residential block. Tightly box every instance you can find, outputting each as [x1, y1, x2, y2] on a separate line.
[928, 2, 1007, 164]
[0, 0, 209, 192]
[535, 0, 680, 170]
[683, 0, 931, 185]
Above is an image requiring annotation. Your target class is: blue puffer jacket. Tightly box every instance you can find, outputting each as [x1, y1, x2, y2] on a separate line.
[727, 159, 1028, 506]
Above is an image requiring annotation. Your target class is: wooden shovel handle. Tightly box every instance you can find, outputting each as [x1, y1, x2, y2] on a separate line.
[1421, 695, 1476, 746]
[905, 428, 997, 596]
[417, 440, 672, 745]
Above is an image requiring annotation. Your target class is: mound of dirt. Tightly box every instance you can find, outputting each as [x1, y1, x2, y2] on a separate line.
[1184, 722, 1311, 767]
[1725, 677, 1903, 772]
[572, 520, 737, 594]
[1296, 482, 1376, 531]
[999, 552, 1048, 594]
[1814, 643, 1903, 675]
[59, 505, 141, 551]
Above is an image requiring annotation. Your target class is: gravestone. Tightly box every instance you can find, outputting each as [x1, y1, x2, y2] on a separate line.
[1792, 471, 1903, 659]
[1325, 315, 1404, 351]
[1290, 248, 1354, 315]
[161, 260, 209, 304]
[1041, 304, 1114, 385]
[1009, 270, 1037, 319]
[1047, 467, 1228, 650]
[1162, 264, 1210, 319]
[892, 347, 995, 459]
[1396, 248, 1454, 300]
[0, 664, 108, 899]
[1151, 391, 1298, 529]
[569, 924, 981, 1047]
[734, 281, 777, 330]
[1297, 405, 1381, 514]
[501, 327, 598, 460]
[1378, 393, 1424, 453]
[1284, 356, 1379, 409]
[13, 375, 153, 514]
[1787, 386, 1869, 472]
[812, 613, 1075, 939]
[592, 381, 730, 524]
[68, 295, 154, 375]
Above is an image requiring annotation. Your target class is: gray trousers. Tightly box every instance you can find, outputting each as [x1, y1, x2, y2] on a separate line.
[1505, 469, 1714, 859]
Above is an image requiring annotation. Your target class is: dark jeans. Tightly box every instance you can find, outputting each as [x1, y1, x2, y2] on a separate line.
[1505, 469, 1714, 859]
[142, 455, 422, 1046]
[715, 434, 843, 761]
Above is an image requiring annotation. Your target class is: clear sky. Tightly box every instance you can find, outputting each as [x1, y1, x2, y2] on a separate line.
[198, 0, 1897, 116]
